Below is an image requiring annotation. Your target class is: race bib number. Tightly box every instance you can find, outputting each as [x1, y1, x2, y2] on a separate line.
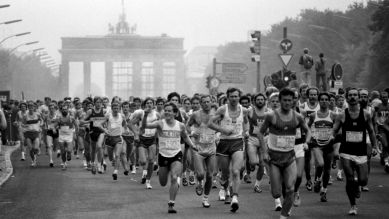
[296, 128, 302, 139]
[93, 119, 105, 127]
[160, 139, 180, 150]
[276, 135, 295, 150]
[315, 128, 332, 141]
[199, 134, 215, 144]
[110, 122, 121, 129]
[346, 131, 363, 143]
[144, 128, 156, 137]
[48, 123, 55, 130]
[232, 123, 242, 135]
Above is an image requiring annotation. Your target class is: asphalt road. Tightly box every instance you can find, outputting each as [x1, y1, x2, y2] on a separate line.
[1, 151, 389, 219]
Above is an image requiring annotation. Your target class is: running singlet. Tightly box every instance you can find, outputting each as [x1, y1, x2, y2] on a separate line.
[220, 104, 244, 139]
[376, 103, 389, 129]
[46, 112, 58, 130]
[192, 116, 216, 155]
[58, 114, 75, 136]
[24, 112, 41, 133]
[158, 119, 181, 158]
[302, 102, 320, 123]
[122, 113, 134, 137]
[268, 110, 298, 152]
[249, 108, 267, 137]
[89, 109, 105, 133]
[340, 108, 367, 156]
[107, 113, 123, 136]
[311, 111, 333, 146]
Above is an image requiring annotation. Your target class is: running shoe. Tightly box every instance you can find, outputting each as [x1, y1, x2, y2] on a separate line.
[195, 183, 204, 196]
[97, 164, 103, 174]
[124, 170, 129, 176]
[348, 205, 358, 215]
[337, 171, 343, 181]
[146, 180, 152, 189]
[320, 191, 327, 202]
[103, 162, 107, 171]
[224, 194, 231, 204]
[57, 150, 61, 158]
[131, 166, 136, 174]
[254, 185, 262, 193]
[168, 202, 177, 214]
[76, 154, 80, 159]
[230, 196, 239, 213]
[314, 181, 321, 193]
[21, 153, 25, 161]
[182, 177, 188, 186]
[66, 152, 71, 161]
[49, 162, 54, 168]
[202, 197, 210, 208]
[83, 160, 87, 168]
[219, 189, 226, 201]
[141, 175, 147, 184]
[189, 174, 195, 185]
[274, 198, 282, 211]
[153, 163, 158, 171]
[328, 176, 333, 185]
[91, 164, 97, 174]
[293, 192, 301, 207]
[306, 180, 313, 191]
[243, 174, 252, 184]
[112, 173, 118, 180]
[62, 162, 67, 171]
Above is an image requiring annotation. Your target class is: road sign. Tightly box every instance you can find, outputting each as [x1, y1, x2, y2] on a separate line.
[280, 39, 293, 53]
[210, 77, 220, 88]
[334, 80, 343, 86]
[279, 54, 293, 68]
[222, 63, 248, 74]
[332, 63, 343, 80]
[263, 75, 273, 87]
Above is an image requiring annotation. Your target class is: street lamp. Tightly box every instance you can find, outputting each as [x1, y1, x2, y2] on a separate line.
[0, 19, 22, 25]
[9, 41, 39, 53]
[308, 24, 348, 43]
[0, 5, 10, 9]
[0, 32, 31, 45]
[32, 48, 44, 53]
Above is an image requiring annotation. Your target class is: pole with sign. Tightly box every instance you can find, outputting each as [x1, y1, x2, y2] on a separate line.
[250, 31, 261, 92]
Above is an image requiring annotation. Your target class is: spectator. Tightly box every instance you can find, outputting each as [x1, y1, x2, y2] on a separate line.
[315, 53, 327, 91]
[298, 48, 314, 86]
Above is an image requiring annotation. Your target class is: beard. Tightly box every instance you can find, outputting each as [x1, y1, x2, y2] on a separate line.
[62, 111, 68, 117]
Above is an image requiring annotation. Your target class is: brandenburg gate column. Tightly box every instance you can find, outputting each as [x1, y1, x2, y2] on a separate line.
[105, 61, 113, 98]
[60, 58, 69, 98]
[83, 61, 91, 98]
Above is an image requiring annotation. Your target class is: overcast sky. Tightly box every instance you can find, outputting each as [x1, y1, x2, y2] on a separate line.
[0, 0, 365, 65]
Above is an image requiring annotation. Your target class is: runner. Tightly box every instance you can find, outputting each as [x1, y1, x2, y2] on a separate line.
[102, 101, 129, 180]
[307, 92, 336, 202]
[332, 87, 378, 215]
[121, 101, 136, 174]
[141, 102, 196, 213]
[187, 95, 217, 208]
[374, 89, 389, 172]
[16, 102, 28, 161]
[21, 101, 42, 167]
[44, 102, 59, 167]
[130, 97, 160, 189]
[259, 88, 311, 219]
[209, 87, 249, 213]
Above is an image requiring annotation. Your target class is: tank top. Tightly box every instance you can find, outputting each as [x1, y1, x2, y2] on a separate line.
[24, 112, 40, 133]
[58, 114, 75, 136]
[340, 108, 367, 156]
[158, 119, 182, 157]
[303, 102, 320, 123]
[249, 107, 267, 137]
[46, 112, 58, 130]
[89, 108, 105, 133]
[192, 112, 216, 154]
[376, 103, 389, 126]
[220, 104, 244, 139]
[268, 110, 298, 152]
[122, 113, 134, 137]
[141, 110, 158, 138]
[107, 113, 123, 136]
[312, 111, 333, 146]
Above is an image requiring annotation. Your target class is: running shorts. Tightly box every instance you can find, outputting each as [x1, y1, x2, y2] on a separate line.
[46, 130, 59, 139]
[105, 135, 123, 148]
[268, 149, 295, 169]
[216, 138, 244, 157]
[158, 151, 183, 167]
[24, 131, 39, 141]
[139, 136, 156, 148]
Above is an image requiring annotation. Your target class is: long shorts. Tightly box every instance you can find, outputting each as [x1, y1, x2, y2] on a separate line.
[24, 131, 40, 141]
[139, 136, 156, 148]
[105, 135, 123, 148]
[268, 149, 296, 169]
[195, 143, 216, 158]
[216, 138, 244, 157]
[158, 151, 183, 167]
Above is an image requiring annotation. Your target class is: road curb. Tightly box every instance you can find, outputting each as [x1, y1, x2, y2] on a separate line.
[0, 144, 20, 187]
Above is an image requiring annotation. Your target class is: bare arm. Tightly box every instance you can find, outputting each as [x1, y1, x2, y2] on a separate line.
[208, 106, 232, 135]
[0, 109, 6, 130]
[332, 113, 343, 138]
[365, 111, 377, 151]
[180, 123, 195, 150]
[298, 114, 311, 144]
[186, 113, 197, 134]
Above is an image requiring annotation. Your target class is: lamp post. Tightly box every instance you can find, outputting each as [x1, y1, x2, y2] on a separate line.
[0, 32, 31, 45]
[0, 5, 10, 9]
[308, 24, 348, 43]
[9, 41, 39, 53]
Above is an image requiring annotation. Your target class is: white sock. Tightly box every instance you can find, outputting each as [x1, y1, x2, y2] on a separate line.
[255, 179, 262, 187]
[113, 169, 118, 174]
[143, 170, 147, 176]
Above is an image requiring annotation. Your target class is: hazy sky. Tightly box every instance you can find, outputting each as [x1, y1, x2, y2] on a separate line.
[0, 0, 364, 65]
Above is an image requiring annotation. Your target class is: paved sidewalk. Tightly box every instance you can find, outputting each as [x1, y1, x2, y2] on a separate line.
[0, 144, 20, 187]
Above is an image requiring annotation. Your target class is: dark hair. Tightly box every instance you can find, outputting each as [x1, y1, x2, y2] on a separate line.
[164, 102, 179, 113]
[279, 88, 295, 100]
[318, 92, 330, 100]
[111, 101, 120, 108]
[226, 87, 241, 98]
[93, 96, 102, 103]
[346, 87, 359, 98]
[44, 97, 51, 102]
[156, 97, 165, 105]
[298, 83, 309, 95]
[253, 92, 266, 102]
[200, 95, 211, 103]
[183, 97, 191, 104]
[191, 96, 200, 104]
[306, 87, 319, 97]
[167, 92, 181, 103]
[239, 95, 250, 104]
[143, 97, 155, 107]
[121, 101, 130, 107]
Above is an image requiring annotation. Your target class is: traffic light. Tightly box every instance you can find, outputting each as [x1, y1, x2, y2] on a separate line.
[205, 75, 211, 89]
[250, 31, 261, 62]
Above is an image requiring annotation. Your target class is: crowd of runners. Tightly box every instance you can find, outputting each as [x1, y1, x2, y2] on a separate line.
[2, 84, 389, 218]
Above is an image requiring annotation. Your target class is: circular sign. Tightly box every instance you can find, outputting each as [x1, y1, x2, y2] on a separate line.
[331, 63, 343, 80]
[263, 75, 273, 87]
[279, 39, 293, 52]
[210, 77, 220, 88]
